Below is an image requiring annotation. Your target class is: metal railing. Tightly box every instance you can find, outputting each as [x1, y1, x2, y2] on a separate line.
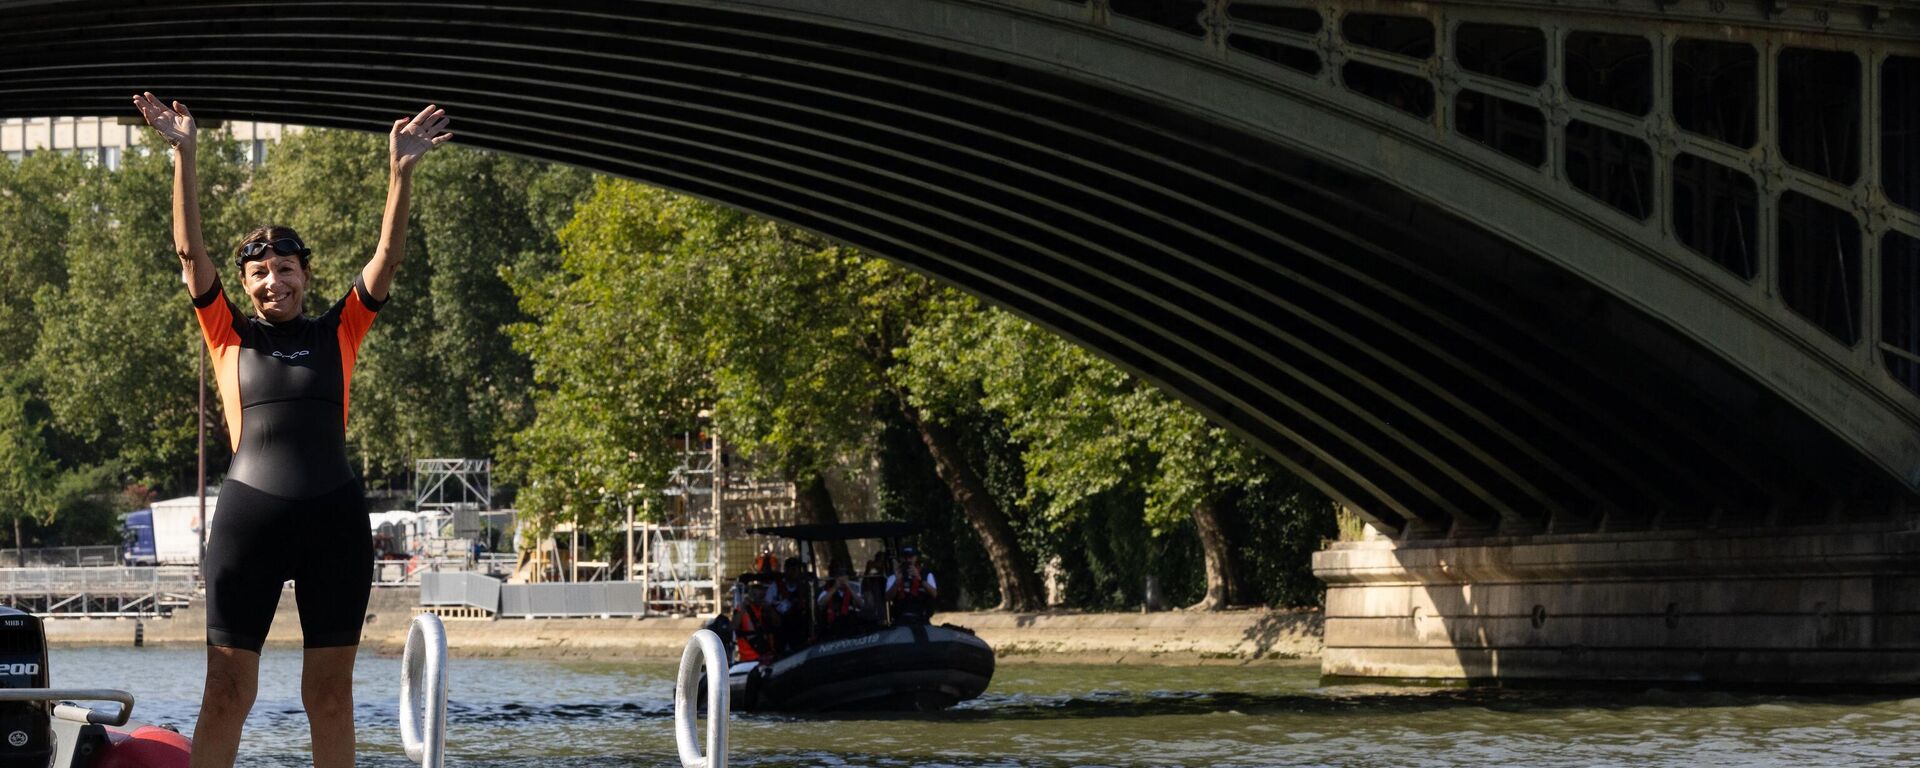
[0, 546, 120, 568]
[0, 567, 198, 617]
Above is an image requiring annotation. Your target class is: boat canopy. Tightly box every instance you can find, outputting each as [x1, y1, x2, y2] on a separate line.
[745, 522, 921, 541]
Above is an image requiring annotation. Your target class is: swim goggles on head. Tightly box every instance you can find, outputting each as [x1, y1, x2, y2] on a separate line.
[236, 237, 312, 265]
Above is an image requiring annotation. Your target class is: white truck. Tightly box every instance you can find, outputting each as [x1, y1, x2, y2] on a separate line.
[144, 496, 215, 565]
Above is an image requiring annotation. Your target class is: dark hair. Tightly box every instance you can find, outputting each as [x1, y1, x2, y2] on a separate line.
[234, 225, 312, 269]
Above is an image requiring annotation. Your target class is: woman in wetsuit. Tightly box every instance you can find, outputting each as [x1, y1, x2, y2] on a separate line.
[134, 92, 450, 768]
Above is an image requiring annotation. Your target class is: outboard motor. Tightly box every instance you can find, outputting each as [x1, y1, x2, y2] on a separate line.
[0, 607, 52, 767]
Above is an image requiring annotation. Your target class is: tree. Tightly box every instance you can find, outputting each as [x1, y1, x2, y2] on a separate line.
[31, 135, 250, 490]
[510, 179, 1047, 609]
[247, 128, 594, 481]
[900, 297, 1324, 609]
[0, 151, 91, 367]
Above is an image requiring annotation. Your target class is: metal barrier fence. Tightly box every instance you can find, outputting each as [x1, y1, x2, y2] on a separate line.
[419, 572, 502, 613]
[372, 557, 472, 587]
[0, 567, 198, 617]
[497, 582, 648, 618]
[0, 546, 120, 568]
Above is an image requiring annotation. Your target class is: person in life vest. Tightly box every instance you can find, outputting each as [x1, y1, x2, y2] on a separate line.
[734, 579, 780, 664]
[885, 545, 939, 625]
[815, 560, 867, 640]
[753, 547, 781, 575]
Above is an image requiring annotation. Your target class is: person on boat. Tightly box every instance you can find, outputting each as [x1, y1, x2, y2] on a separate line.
[775, 556, 814, 652]
[815, 561, 867, 639]
[860, 549, 891, 623]
[885, 546, 939, 625]
[735, 579, 781, 664]
[134, 92, 450, 768]
[863, 548, 891, 578]
[753, 546, 781, 575]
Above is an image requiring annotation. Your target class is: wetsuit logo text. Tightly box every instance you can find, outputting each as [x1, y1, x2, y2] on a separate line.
[271, 350, 312, 360]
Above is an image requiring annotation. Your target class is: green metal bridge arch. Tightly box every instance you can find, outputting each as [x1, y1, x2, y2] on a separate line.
[6, 0, 1918, 539]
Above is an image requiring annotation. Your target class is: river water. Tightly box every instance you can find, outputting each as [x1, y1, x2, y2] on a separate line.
[45, 646, 1920, 766]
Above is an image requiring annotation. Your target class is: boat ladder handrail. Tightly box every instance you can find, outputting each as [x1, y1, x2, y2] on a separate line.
[401, 613, 449, 767]
[674, 629, 730, 768]
[397, 613, 730, 767]
[0, 689, 133, 726]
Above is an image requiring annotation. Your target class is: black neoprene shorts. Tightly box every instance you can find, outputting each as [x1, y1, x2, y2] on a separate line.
[203, 479, 373, 652]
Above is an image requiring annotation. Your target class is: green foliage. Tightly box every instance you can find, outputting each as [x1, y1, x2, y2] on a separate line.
[31, 137, 250, 488]
[507, 178, 945, 534]
[505, 180, 713, 527]
[872, 411, 1002, 610]
[0, 134, 1338, 606]
[1229, 468, 1341, 607]
[899, 294, 1335, 607]
[247, 129, 595, 481]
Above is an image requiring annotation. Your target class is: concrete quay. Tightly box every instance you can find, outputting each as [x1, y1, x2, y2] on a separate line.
[37, 587, 1326, 665]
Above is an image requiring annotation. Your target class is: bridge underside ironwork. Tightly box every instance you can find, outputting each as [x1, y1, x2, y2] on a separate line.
[3, 0, 1917, 543]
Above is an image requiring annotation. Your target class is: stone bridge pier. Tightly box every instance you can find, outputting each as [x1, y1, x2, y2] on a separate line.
[1318, 524, 1920, 685]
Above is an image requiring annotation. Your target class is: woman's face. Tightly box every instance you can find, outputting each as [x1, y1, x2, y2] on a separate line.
[240, 252, 309, 322]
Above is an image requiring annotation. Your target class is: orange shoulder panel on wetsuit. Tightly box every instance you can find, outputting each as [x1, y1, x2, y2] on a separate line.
[191, 281, 245, 452]
[334, 280, 383, 429]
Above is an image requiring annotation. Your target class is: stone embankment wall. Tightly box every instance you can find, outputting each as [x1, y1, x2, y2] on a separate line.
[40, 588, 1325, 664]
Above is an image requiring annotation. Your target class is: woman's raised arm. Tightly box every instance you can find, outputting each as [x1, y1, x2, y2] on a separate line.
[132, 93, 216, 297]
[362, 104, 452, 302]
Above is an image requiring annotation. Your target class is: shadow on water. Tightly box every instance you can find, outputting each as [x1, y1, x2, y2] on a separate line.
[440, 685, 1920, 729]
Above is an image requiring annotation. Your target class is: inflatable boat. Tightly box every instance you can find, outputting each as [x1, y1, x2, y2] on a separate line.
[728, 622, 994, 711]
[0, 607, 191, 768]
[720, 522, 996, 712]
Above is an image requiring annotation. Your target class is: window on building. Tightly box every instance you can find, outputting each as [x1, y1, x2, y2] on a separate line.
[252, 139, 268, 165]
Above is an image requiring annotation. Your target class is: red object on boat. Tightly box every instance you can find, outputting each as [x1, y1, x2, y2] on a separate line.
[96, 726, 191, 768]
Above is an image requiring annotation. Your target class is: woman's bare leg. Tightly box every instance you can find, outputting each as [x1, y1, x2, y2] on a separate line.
[303, 645, 360, 768]
[190, 645, 259, 768]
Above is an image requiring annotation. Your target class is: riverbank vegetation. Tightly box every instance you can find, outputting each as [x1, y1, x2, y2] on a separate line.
[0, 130, 1338, 610]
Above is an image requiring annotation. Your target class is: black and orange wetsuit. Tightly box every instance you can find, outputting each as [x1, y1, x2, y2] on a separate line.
[193, 276, 383, 653]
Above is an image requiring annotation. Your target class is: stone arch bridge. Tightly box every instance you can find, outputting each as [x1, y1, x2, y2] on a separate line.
[4, 0, 1917, 685]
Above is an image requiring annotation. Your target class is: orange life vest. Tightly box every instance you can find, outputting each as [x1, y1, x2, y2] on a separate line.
[823, 587, 856, 624]
[736, 603, 774, 662]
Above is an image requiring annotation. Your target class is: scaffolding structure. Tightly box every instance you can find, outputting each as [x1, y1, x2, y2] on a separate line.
[412, 458, 515, 557]
[634, 426, 797, 616]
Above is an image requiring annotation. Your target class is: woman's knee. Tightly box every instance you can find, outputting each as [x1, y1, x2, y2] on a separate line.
[301, 647, 358, 718]
[202, 657, 259, 711]
[301, 675, 354, 718]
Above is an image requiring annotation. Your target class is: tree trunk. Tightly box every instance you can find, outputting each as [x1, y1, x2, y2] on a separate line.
[792, 473, 852, 568]
[905, 407, 1045, 612]
[11, 517, 20, 551]
[1187, 495, 1242, 611]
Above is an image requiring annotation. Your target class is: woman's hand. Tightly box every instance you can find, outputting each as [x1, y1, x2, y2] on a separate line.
[390, 104, 452, 175]
[131, 92, 196, 152]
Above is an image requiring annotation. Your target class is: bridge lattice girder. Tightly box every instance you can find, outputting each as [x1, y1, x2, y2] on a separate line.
[4, 0, 1918, 536]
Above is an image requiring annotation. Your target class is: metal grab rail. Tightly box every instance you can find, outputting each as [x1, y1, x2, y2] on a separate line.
[0, 689, 133, 726]
[673, 629, 729, 768]
[400, 613, 448, 767]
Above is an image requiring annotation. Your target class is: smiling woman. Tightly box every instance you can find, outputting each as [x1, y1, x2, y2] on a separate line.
[131, 91, 450, 768]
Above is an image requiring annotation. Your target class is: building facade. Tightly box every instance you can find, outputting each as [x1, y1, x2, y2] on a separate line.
[2, 115, 294, 168]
